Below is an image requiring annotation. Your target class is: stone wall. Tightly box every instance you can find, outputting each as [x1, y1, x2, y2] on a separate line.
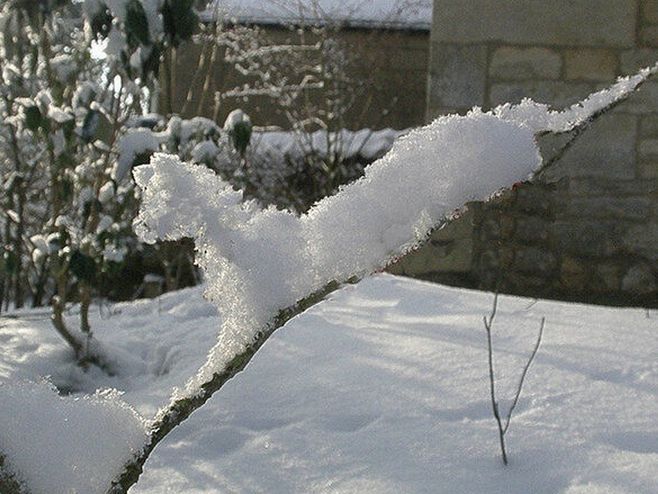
[392, 0, 658, 307]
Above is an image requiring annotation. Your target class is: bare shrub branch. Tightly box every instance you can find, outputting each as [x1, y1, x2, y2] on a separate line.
[484, 292, 545, 465]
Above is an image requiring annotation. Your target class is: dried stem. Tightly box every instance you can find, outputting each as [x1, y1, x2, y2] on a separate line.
[484, 292, 545, 465]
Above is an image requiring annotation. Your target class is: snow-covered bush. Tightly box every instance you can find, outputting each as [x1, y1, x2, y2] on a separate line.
[190, 2, 421, 211]
[203, 127, 399, 212]
[0, 0, 200, 364]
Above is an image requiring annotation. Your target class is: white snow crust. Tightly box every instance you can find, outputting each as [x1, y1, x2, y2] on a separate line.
[1, 64, 655, 494]
[128, 275, 658, 494]
[496, 64, 658, 132]
[251, 128, 402, 163]
[2, 274, 657, 493]
[114, 128, 162, 181]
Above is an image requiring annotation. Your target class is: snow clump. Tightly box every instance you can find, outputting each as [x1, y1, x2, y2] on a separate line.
[0, 380, 148, 494]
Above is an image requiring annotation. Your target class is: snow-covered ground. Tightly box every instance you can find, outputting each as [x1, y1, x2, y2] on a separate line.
[1, 274, 657, 493]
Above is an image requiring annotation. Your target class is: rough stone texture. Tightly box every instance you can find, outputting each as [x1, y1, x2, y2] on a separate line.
[622, 264, 657, 294]
[619, 49, 658, 73]
[490, 47, 561, 81]
[564, 197, 651, 220]
[513, 247, 557, 274]
[551, 220, 626, 258]
[639, 138, 658, 159]
[432, 0, 637, 47]
[640, 26, 658, 47]
[640, 116, 658, 138]
[568, 177, 658, 196]
[564, 49, 619, 81]
[427, 43, 488, 110]
[560, 256, 589, 291]
[595, 263, 623, 292]
[545, 113, 638, 180]
[490, 81, 594, 108]
[639, 159, 658, 177]
[643, 0, 658, 23]
[623, 223, 658, 261]
[515, 216, 550, 242]
[419, 0, 658, 306]
[612, 82, 658, 114]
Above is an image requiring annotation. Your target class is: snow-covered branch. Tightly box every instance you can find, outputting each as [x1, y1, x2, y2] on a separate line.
[105, 64, 657, 492]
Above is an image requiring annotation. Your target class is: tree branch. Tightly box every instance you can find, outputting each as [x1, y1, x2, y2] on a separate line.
[107, 277, 358, 493]
[534, 66, 657, 181]
[108, 65, 654, 490]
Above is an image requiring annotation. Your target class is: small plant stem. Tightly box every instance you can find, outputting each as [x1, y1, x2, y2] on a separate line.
[484, 292, 544, 465]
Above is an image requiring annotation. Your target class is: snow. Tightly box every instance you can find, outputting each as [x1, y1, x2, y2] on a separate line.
[0, 381, 147, 494]
[2, 275, 657, 493]
[127, 275, 658, 494]
[114, 128, 162, 182]
[50, 54, 75, 83]
[495, 63, 658, 133]
[0, 286, 220, 418]
[191, 139, 220, 163]
[251, 128, 402, 163]
[223, 108, 251, 131]
[204, 0, 434, 30]
[1, 64, 656, 494]
[134, 61, 658, 401]
[176, 116, 221, 143]
[134, 110, 541, 397]
[98, 182, 115, 204]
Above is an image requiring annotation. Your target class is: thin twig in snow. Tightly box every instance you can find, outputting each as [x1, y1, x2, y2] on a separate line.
[484, 292, 545, 465]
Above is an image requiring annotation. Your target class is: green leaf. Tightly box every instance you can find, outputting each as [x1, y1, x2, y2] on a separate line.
[89, 4, 113, 38]
[141, 45, 161, 78]
[62, 118, 76, 140]
[59, 176, 74, 203]
[24, 106, 43, 132]
[69, 250, 96, 283]
[3, 250, 17, 275]
[162, 0, 198, 46]
[125, 0, 151, 47]
[81, 110, 100, 142]
[231, 121, 253, 156]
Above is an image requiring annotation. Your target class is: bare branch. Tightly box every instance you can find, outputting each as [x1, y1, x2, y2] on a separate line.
[503, 317, 545, 435]
[483, 292, 508, 465]
[484, 292, 545, 465]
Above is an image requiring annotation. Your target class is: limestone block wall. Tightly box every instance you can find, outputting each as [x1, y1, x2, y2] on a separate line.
[392, 0, 658, 306]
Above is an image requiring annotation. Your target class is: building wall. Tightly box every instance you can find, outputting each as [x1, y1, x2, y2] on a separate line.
[169, 26, 430, 130]
[392, 0, 658, 307]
